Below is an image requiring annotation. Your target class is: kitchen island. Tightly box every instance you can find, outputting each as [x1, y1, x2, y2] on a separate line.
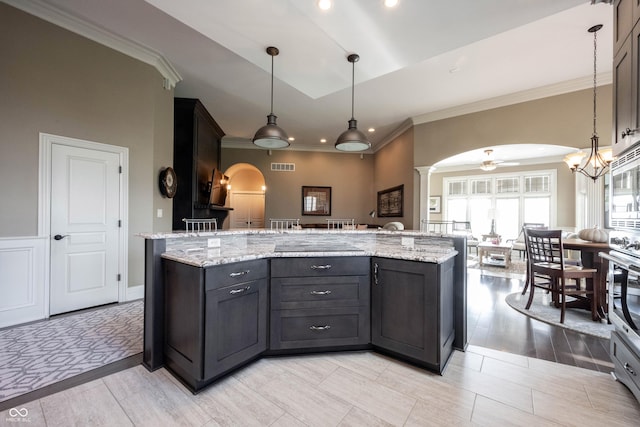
[140, 229, 467, 392]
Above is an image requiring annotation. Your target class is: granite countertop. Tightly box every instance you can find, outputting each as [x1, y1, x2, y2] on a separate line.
[160, 236, 458, 268]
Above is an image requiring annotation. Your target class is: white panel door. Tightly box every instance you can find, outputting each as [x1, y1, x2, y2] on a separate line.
[229, 192, 265, 229]
[50, 144, 120, 315]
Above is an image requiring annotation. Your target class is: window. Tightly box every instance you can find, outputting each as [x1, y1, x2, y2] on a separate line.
[496, 177, 519, 193]
[443, 170, 556, 241]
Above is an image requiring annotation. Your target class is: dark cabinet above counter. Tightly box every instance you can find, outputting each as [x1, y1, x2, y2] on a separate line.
[172, 98, 228, 230]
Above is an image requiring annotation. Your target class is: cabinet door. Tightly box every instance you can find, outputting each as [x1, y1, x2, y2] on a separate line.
[371, 257, 437, 364]
[615, 0, 634, 55]
[613, 35, 634, 156]
[203, 277, 268, 379]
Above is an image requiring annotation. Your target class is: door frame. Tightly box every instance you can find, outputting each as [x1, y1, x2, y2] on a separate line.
[38, 133, 129, 317]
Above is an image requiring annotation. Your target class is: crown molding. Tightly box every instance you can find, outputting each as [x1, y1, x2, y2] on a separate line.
[412, 72, 612, 125]
[2, 0, 182, 89]
[372, 118, 415, 152]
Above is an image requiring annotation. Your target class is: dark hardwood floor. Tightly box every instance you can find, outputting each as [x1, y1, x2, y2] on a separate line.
[467, 269, 613, 373]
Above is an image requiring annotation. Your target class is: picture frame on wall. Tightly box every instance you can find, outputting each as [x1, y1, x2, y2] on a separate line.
[429, 196, 441, 213]
[377, 185, 404, 217]
[302, 186, 331, 216]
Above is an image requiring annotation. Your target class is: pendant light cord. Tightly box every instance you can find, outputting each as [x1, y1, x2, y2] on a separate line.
[350, 59, 355, 120]
[592, 27, 598, 138]
[270, 53, 274, 115]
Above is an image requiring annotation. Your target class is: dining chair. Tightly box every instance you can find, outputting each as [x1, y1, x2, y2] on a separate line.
[515, 223, 547, 295]
[524, 228, 598, 323]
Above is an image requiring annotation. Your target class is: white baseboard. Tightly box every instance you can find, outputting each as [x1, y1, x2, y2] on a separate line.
[125, 284, 144, 302]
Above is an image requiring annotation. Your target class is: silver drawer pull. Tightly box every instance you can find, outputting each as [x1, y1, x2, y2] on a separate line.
[309, 325, 331, 331]
[229, 270, 250, 277]
[310, 290, 332, 295]
[310, 264, 332, 270]
[229, 286, 251, 295]
[624, 362, 636, 376]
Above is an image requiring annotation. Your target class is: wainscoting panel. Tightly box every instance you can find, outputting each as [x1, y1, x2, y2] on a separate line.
[0, 237, 47, 328]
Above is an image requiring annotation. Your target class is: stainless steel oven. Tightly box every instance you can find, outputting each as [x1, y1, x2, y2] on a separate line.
[603, 227, 640, 401]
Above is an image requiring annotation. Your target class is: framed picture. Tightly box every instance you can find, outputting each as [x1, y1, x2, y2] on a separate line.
[302, 186, 331, 216]
[429, 196, 441, 213]
[378, 185, 404, 217]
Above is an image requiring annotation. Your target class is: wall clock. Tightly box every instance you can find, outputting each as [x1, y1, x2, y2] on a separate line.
[159, 167, 177, 198]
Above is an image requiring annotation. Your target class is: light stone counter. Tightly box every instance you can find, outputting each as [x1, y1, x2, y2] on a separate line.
[138, 229, 459, 267]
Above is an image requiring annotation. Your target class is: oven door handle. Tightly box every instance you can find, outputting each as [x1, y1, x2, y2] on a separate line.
[599, 252, 640, 273]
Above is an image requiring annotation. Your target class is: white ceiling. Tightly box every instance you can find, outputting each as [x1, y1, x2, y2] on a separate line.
[7, 0, 614, 165]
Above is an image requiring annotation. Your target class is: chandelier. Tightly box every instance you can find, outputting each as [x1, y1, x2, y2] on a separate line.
[563, 24, 613, 181]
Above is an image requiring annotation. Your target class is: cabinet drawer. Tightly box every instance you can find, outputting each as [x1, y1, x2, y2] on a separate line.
[271, 256, 369, 277]
[205, 259, 268, 290]
[271, 275, 369, 309]
[611, 331, 640, 393]
[270, 306, 370, 350]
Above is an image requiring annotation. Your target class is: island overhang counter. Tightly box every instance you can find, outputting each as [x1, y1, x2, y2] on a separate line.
[140, 229, 467, 392]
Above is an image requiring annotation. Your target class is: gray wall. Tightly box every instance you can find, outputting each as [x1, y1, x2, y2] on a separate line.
[412, 86, 613, 229]
[373, 127, 415, 229]
[0, 3, 174, 287]
[222, 148, 376, 225]
[413, 86, 613, 167]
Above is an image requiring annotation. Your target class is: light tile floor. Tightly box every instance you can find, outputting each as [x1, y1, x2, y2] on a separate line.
[2, 345, 638, 426]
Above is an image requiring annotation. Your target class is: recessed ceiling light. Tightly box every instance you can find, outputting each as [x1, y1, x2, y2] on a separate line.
[288, 137, 295, 141]
[384, 0, 399, 8]
[318, 0, 332, 11]
[320, 138, 327, 143]
[368, 128, 375, 133]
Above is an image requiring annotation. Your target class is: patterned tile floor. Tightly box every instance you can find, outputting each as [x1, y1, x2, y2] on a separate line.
[0, 300, 142, 403]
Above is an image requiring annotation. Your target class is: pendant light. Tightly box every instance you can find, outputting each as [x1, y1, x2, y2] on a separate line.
[253, 46, 289, 149]
[563, 24, 613, 181]
[335, 53, 371, 152]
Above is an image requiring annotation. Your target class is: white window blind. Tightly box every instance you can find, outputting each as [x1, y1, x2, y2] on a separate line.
[448, 180, 467, 195]
[524, 175, 549, 192]
[496, 177, 519, 193]
[471, 179, 491, 194]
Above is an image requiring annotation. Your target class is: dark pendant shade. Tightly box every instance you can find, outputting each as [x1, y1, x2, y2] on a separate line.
[253, 113, 289, 149]
[335, 118, 370, 152]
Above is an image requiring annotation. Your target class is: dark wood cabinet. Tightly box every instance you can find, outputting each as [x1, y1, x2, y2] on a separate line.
[614, 0, 635, 54]
[371, 256, 455, 373]
[270, 257, 370, 350]
[613, 35, 634, 156]
[164, 258, 268, 392]
[159, 252, 460, 393]
[613, 0, 640, 156]
[173, 98, 229, 230]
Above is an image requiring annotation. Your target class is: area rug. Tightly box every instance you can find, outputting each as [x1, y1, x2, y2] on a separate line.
[505, 292, 614, 339]
[0, 300, 142, 403]
[467, 255, 527, 280]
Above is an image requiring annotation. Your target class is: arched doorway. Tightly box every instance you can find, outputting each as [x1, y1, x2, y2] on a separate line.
[224, 163, 266, 229]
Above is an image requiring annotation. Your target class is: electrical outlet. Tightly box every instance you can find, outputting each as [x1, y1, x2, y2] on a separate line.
[156, 209, 163, 218]
[207, 238, 221, 248]
[401, 237, 414, 248]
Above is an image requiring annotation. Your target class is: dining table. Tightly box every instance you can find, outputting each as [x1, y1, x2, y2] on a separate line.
[562, 238, 610, 320]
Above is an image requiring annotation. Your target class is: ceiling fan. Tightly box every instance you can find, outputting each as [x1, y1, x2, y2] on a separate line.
[479, 149, 520, 171]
